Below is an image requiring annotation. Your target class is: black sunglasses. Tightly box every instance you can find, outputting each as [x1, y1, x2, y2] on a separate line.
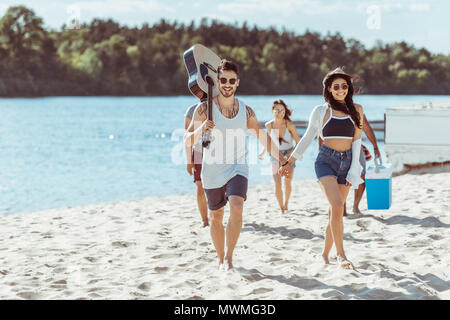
[332, 83, 349, 91]
[219, 77, 237, 85]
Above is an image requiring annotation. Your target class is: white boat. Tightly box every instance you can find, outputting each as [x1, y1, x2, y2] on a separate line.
[384, 100, 450, 174]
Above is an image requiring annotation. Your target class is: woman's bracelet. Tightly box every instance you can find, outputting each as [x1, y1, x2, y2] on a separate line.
[282, 160, 290, 167]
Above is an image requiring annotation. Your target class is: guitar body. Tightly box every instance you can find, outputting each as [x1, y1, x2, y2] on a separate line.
[183, 44, 221, 99]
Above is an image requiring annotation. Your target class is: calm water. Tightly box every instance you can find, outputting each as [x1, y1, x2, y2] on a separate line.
[1, 95, 449, 215]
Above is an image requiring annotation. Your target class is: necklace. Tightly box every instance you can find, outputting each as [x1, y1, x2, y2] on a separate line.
[217, 98, 237, 119]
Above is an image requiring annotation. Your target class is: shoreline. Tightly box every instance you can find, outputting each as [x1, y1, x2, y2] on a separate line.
[5, 161, 448, 217]
[1, 167, 449, 299]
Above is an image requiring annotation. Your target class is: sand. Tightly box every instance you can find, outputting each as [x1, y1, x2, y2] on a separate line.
[0, 169, 449, 300]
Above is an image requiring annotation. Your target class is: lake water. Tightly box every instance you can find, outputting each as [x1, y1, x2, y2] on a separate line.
[1, 95, 449, 215]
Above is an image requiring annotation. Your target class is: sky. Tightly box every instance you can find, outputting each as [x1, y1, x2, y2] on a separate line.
[0, 0, 449, 55]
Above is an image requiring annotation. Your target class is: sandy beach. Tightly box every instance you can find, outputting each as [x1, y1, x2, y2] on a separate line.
[1, 167, 449, 300]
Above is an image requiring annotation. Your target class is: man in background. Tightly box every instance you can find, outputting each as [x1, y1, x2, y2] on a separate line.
[185, 104, 209, 227]
[344, 114, 381, 215]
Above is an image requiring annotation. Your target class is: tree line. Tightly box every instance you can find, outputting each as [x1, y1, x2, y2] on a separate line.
[0, 6, 449, 97]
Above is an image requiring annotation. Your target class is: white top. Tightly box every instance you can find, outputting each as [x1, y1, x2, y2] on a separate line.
[291, 103, 364, 189]
[291, 103, 329, 161]
[201, 99, 249, 189]
[269, 124, 294, 151]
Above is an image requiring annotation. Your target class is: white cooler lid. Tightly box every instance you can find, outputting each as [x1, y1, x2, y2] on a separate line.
[366, 162, 393, 179]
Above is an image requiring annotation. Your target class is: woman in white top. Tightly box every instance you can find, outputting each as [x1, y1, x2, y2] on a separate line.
[259, 99, 301, 213]
[280, 68, 364, 269]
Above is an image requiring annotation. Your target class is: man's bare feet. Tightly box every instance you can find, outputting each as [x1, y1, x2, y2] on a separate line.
[352, 208, 362, 215]
[202, 220, 209, 227]
[322, 254, 330, 264]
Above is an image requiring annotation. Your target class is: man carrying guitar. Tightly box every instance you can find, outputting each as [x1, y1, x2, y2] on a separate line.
[184, 59, 292, 271]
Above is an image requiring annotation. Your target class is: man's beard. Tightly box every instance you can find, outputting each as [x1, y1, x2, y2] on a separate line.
[219, 87, 235, 98]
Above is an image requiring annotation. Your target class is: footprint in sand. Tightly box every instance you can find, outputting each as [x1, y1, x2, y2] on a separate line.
[429, 234, 443, 240]
[154, 267, 169, 273]
[251, 288, 273, 294]
[17, 292, 41, 300]
[138, 282, 151, 291]
[152, 253, 181, 259]
[84, 257, 98, 263]
[111, 241, 135, 248]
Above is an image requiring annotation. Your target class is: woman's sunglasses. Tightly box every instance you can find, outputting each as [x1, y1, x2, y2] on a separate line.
[219, 77, 237, 85]
[332, 83, 349, 91]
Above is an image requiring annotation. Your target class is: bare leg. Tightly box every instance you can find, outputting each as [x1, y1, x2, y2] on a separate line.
[195, 181, 209, 227]
[209, 207, 225, 268]
[318, 177, 352, 268]
[272, 164, 284, 212]
[353, 175, 365, 214]
[283, 170, 293, 211]
[225, 195, 244, 269]
[322, 208, 333, 264]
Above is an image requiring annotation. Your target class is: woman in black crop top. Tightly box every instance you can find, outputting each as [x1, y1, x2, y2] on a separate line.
[281, 67, 365, 269]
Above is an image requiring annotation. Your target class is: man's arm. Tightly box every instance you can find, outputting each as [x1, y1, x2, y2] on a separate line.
[246, 106, 287, 164]
[362, 114, 381, 158]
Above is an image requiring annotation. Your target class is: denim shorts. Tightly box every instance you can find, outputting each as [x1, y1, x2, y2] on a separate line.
[269, 148, 296, 169]
[314, 144, 352, 185]
[204, 175, 248, 210]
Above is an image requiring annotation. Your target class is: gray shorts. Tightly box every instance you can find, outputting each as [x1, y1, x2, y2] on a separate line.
[359, 149, 366, 176]
[204, 175, 248, 210]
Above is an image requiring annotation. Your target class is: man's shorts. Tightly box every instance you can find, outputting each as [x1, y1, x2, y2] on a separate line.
[204, 175, 248, 210]
[192, 150, 202, 183]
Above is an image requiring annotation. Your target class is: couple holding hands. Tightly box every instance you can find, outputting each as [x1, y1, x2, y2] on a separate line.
[185, 59, 379, 270]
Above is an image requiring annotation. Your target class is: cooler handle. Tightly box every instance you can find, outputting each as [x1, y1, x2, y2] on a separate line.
[374, 157, 382, 173]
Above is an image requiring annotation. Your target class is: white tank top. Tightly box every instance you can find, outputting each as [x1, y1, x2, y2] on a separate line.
[201, 99, 249, 189]
[270, 124, 294, 151]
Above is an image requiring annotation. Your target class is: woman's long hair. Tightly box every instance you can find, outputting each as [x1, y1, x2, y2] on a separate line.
[272, 99, 292, 121]
[322, 68, 362, 129]
[272, 99, 292, 145]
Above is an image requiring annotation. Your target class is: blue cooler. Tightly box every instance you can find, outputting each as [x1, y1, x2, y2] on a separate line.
[365, 158, 392, 210]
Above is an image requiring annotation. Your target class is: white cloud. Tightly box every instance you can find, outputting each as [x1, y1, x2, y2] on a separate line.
[0, 4, 10, 14]
[70, 0, 174, 19]
[218, 0, 352, 17]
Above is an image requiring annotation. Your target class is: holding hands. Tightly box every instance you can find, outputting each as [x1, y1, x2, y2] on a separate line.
[278, 160, 293, 178]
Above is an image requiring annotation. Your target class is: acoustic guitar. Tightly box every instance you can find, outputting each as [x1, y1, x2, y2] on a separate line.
[183, 44, 221, 99]
[183, 44, 221, 148]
